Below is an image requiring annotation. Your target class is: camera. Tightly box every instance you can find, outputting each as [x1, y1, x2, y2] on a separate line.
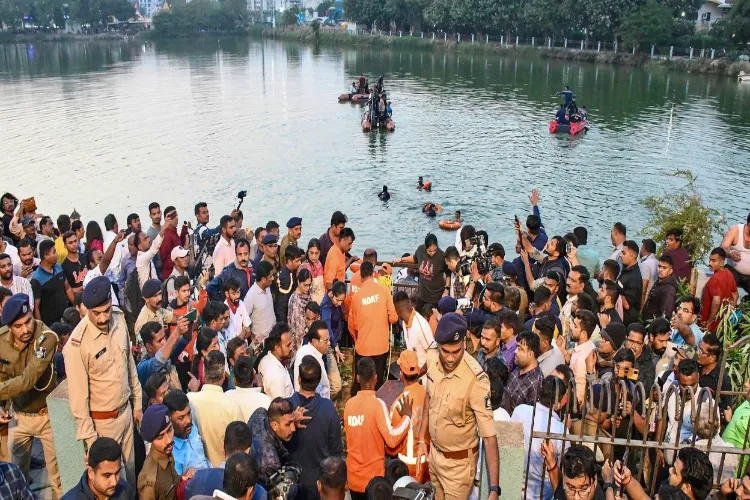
[457, 235, 491, 278]
[237, 190, 247, 200]
[616, 365, 640, 382]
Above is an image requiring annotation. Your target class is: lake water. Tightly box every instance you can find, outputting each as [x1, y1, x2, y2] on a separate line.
[1, 37, 749, 258]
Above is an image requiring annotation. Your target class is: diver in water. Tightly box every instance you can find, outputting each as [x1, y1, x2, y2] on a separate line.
[422, 203, 442, 217]
[378, 186, 391, 201]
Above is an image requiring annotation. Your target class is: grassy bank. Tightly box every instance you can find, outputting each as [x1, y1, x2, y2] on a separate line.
[0, 31, 134, 43]
[264, 27, 750, 77]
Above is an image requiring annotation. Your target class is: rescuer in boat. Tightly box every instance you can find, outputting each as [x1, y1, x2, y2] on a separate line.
[557, 85, 573, 108]
[359, 73, 367, 93]
[376, 75, 384, 93]
[555, 104, 570, 125]
[349, 81, 358, 98]
[580, 106, 589, 121]
[568, 97, 579, 119]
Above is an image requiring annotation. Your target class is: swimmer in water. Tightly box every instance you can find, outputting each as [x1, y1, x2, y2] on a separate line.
[378, 185, 391, 201]
[418, 176, 432, 192]
[422, 203, 442, 217]
[454, 211, 462, 222]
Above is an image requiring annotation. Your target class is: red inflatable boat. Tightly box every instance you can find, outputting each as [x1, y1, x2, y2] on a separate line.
[339, 93, 370, 103]
[549, 119, 588, 135]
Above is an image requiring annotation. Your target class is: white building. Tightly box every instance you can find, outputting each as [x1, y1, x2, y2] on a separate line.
[696, 0, 732, 31]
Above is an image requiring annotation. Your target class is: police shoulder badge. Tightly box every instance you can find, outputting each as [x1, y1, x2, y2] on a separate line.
[35, 347, 48, 359]
[484, 394, 492, 410]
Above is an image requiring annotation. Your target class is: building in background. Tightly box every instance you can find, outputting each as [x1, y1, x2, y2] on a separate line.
[696, 0, 733, 31]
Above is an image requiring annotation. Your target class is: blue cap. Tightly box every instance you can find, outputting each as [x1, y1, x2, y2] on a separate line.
[141, 279, 162, 299]
[21, 217, 34, 226]
[286, 217, 302, 228]
[1, 294, 31, 326]
[501, 261, 518, 277]
[437, 297, 457, 315]
[82, 277, 112, 309]
[466, 309, 487, 329]
[262, 234, 278, 245]
[434, 312, 468, 344]
[140, 404, 170, 442]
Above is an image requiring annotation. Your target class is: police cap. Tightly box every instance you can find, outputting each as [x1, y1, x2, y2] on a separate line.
[286, 217, 302, 228]
[140, 404, 171, 442]
[434, 312, 468, 344]
[82, 277, 112, 309]
[1, 294, 31, 326]
[141, 279, 162, 299]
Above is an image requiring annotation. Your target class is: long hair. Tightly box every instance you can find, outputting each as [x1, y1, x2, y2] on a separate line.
[85, 221, 104, 253]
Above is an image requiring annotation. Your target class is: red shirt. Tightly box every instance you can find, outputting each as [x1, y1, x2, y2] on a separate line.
[701, 267, 737, 330]
[160, 225, 188, 280]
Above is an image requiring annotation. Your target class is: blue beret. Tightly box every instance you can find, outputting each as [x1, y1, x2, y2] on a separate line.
[82, 277, 112, 309]
[141, 279, 162, 299]
[434, 312, 468, 344]
[141, 404, 170, 442]
[437, 297, 457, 315]
[502, 261, 519, 277]
[466, 309, 487, 329]
[1, 294, 31, 326]
[262, 234, 278, 245]
[286, 217, 302, 228]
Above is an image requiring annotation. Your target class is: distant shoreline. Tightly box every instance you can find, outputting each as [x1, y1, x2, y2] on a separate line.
[264, 27, 750, 78]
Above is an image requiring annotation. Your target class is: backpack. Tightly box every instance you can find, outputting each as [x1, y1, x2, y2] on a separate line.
[123, 269, 145, 335]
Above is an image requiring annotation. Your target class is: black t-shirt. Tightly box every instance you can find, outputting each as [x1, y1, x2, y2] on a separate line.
[601, 307, 622, 325]
[617, 264, 643, 325]
[30, 264, 69, 326]
[414, 244, 446, 304]
[61, 257, 87, 290]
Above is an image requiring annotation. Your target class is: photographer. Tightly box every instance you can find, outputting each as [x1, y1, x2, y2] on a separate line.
[519, 232, 567, 292]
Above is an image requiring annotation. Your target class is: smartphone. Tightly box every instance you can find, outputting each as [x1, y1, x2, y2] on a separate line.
[183, 309, 198, 323]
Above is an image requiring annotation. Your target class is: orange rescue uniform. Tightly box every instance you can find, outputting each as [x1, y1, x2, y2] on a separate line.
[348, 279, 398, 356]
[387, 383, 430, 483]
[323, 244, 347, 288]
[344, 390, 411, 494]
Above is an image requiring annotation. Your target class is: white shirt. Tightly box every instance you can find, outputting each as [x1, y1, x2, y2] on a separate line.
[226, 300, 251, 339]
[639, 253, 659, 296]
[1, 276, 34, 309]
[83, 262, 120, 307]
[212, 237, 235, 276]
[2, 243, 20, 269]
[537, 346, 566, 377]
[103, 230, 125, 284]
[258, 352, 293, 400]
[511, 403, 564, 500]
[292, 343, 330, 399]
[137, 233, 162, 289]
[224, 386, 272, 422]
[187, 385, 243, 467]
[243, 283, 276, 344]
[570, 339, 596, 404]
[610, 244, 624, 269]
[401, 310, 435, 368]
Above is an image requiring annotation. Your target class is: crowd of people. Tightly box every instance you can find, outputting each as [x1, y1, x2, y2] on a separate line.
[0, 187, 749, 500]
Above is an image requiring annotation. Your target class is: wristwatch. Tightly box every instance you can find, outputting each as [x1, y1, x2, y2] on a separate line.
[489, 486, 501, 495]
[602, 482, 615, 492]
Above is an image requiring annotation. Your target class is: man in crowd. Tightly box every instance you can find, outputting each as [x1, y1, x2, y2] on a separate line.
[221, 277, 251, 340]
[63, 275, 142, 484]
[258, 323, 294, 399]
[0, 253, 33, 307]
[318, 457, 347, 500]
[62, 436, 129, 499]
[31, 239, 71, 326]
[134, 221, 169, 288]
[213, 215, 237, 276]
[147, 202, 163, 277]
[163, 246, 190, 303]
[293, 321, 331, 398]
[559, 309, 597, 405]
[348, 261, 397, 394]
[280, 217, 302, 266]
[671, 296, 704, 347]
[416, 313, 500, 500]
[319, 211, 348, 266]
[534, 314, 565, 377]
[571, 226, 600, 277]
[519, 234, 567, 292]
[642, 255, 678, 320]
[275, 245, 303, 322]
[15, 240, 38, 279]
[249, 227, 265, 262]
[698, 333, 733, 420]
[136, 319, 190, 390]
[596, 279, 623, 327]
[626, 322, 656, 391]
[324, 227, 357, 291]
[502, 330, 543, 415]
[609, 222, 627, 269]
[344, 357, 412, 500]
[185, 421, 266, 500]
[648, 317, 675, 379]
[617, 447, 713, 500]
[639, 238, 659, 308]
[721, 212, 750, 294]
[187, 351, 243, 466]
[393, 290, 434, 369]
[288, 355, 343, 498]
[137, 404, 184, 499]
[248, 397, 298, 488]
[560, 265, 589, 338]
[225, 356, 272, 421]
[243, 261, 276, 347]
[664, 228, 692, 281]
[207, 239, 254, 302]
[617, 240, 643, 326]
[0, 294, 62, 497]
[702, 247, 738, 331]
[61, 231, 86, 303]
[253, 233, 279, 276]
[393, 234, 447, 312]
[477, 318, 504, 371]
[163, 390, 211, 476]
[102, 215, 125, 292]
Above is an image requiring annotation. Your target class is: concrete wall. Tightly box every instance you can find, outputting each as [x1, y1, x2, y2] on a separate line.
[47, 379, 85, 493]
[480, 421, 526, 498]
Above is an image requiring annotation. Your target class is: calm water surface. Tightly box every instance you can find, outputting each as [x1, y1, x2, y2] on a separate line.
[1, 38, 749, 258]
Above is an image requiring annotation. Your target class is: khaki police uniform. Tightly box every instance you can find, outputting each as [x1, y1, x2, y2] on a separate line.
[137, 452, 180, 500]
[134, 306, 175, 341]
[424, 348, 496, 499]
[63, 310, 142, 485]
[0, 319, 62, 498]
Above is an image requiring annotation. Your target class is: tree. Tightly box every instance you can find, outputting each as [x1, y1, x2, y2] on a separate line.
[620, 0, 673, 49]
[580, 0, 644, 40]
[316, 0, 332, 16]
[726, 0, 750, 45]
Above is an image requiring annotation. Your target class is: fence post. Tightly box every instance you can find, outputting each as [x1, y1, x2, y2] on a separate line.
[632, 46, 635, 54]
[700, 48, 705, 58]
[597, 41, 601, 52]
[410, 31, 413, 37]
[515, 36, 519, 46]
[486, 34, 489, 44]
[399, 31, 402, 37]
[711, 48, 715, 59]
[548, 38, 551, 49]
[614, 41, 618, 53]
[472, 33, 474, 43]
[669, 46, 673, 59]
[564, 38, 567, 48]
[388, 30, 390, 36]
[500, 35, 504, 45]
[457, 33, 461, 42]
[689, 47, 693, 59]
[421, 32, 423, 38]
[531, 37, 534, 47]
[580, 40, 584, 50]
[651, 45, 654, 58]
[433, 32, 435, 40]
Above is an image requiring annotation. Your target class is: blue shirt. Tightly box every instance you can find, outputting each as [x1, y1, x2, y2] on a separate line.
[320, 294, 343, 348]
[555, 108, 569, 124]
[671, 323, 704, 347]
[136, 337, 188, 387]
[172, 424, 211, 475]
[557, 89, 573, 104]
[185, 463, 267, 500]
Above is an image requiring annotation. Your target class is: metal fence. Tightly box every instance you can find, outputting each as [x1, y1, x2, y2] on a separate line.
[325, 26, 726, 61]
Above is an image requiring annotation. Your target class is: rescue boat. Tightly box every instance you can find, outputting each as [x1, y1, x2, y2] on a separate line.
[339, 93, 370, 103]
[549, 119, 588, 135]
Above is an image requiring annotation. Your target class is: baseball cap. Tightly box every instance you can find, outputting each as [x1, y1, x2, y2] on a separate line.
[673, 345, 696, 360]
[170, 246, 189, 261]
[397, 350, 419, 377]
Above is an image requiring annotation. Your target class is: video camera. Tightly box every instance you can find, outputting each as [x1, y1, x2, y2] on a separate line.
[457, 235, 491, 278]
[237, 190, 247, 201]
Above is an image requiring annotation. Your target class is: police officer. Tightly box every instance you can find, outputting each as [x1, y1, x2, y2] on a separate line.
[138, 404, 183, 500]
[63, 276, 143, 487]
[416, 312, 500, 500]
[0, 294, 62, 498]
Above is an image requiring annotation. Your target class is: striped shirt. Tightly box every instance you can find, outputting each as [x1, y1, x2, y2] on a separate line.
[2, 275, 34, 309]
